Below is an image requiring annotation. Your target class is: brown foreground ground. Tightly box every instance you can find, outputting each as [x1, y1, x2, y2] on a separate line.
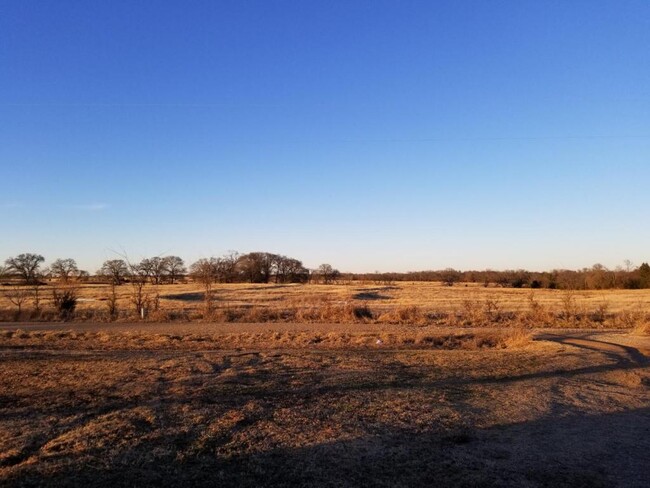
[0, 322, 649, 487]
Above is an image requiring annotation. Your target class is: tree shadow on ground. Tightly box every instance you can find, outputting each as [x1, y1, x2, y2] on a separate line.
[352, 291, 391, 300]
[160, 292, 206, 302]
[10, 407, 649, 487]
[539, 332, 649, 364]
[3, 334, 649, 487]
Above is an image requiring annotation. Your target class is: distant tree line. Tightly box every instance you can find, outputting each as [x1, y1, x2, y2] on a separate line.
[2, 252, 649, 290]
[348, 262, 650, 290]
[1, 251, 341, 286]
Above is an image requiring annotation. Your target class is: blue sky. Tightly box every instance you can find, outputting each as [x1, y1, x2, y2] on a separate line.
[1, 1, 649, 273]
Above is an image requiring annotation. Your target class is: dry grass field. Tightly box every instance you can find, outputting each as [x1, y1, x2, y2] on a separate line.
[1, 283, 649, 486]
[0, 323, 648, 487]
[2, 281, 650, 328]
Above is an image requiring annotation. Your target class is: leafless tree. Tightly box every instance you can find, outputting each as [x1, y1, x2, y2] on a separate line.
[3, 285, 30, 318]
[50, 258, 80, 283]
[4, 253, 45, 284]
[237, 252, 278, 283]
[138, 256, 186, 284]
[440, 268, 461, 287]
[275, 255, 309, 283]
[32, 279, 43, 313]
[98, 259, 128, 285]
[585, 263, 615, 290]
[106, 281, 119, 320]
[624, 259, 634, 273]
[163, 256, 186, 284]
[126, 261, 151, 317]
[215, 251, 239, 283]
[317, 264, 340, 284]
[190, 258, 218, 312]
[139, 257, 167, 285]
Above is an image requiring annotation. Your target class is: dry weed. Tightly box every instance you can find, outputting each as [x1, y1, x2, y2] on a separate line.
[501, 328, 532, 348]
[631, 321, 650, 336]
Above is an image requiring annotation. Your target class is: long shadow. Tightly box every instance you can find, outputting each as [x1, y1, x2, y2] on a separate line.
[160, 292, 206, 302]
[7, 407, 649, 487]
[352, 291, 391, 300]
[2, 337, 649, 487]
[4, 335, 647, 407]
[538, 332, 649, 365]
[193, 334, 650, 400]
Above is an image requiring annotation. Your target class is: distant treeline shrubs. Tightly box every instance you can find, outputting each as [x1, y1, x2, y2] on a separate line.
[1, 252, 338, 286]
[2, 251, 650, 290]
[349, 263, 650, 290]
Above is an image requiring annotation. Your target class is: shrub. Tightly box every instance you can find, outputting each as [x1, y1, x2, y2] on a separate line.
[52, 288, 77, 321]
[347, 303, 374, 320]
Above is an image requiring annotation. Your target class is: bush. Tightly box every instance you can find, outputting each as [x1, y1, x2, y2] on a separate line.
[347, 304, 374, 320]
[52, 288, 77, 321]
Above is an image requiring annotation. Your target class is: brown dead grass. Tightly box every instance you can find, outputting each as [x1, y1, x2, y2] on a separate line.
[0, 328, 648, 487]
[0, 327, 531, 351]
[632, 321, 650, 336]
[1, 281, 649, 328]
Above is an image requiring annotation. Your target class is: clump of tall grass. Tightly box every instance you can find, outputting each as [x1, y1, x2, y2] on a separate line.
[377, 305, 426, 325]
[631, 321, 650, 336]
[501, 328, 532, 348]
[524, 293, 551, 327]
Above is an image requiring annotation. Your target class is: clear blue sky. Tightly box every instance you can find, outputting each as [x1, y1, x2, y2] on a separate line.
[2, 1, 649, 273]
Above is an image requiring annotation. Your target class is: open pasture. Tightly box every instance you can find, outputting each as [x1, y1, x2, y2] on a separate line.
[1, 281, 650, 327]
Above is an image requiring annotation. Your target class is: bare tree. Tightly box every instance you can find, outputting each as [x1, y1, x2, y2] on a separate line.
[237, 252, 278, 283]
[586, 263, 614, 290]
[98, 259, 128, 285]
[275, 255, 309, 283]
[2, 285, 30, 318]
[50, 258, 80, 283]
[105, 281, 119, 320]
[138, 256, 185, 285]
[163, 256, 186, 284]
[440, 268, 461, 287]
[126, 261, 151, 317]
[624, 259, 634, 273]
[317, 264, 340, 284]
[137, 258, 155, 283]
[215, 251, 239, 283]
[5, 253, 45, 284]
[190, 258, 218, 312]
[32, 278, 43, 313]
[139, 257, 168, 285]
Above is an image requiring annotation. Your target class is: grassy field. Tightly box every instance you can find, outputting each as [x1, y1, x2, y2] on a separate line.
[2, 282, 649, 485]
[1, 281, 649, 327]
[0, 325, 648, 487]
